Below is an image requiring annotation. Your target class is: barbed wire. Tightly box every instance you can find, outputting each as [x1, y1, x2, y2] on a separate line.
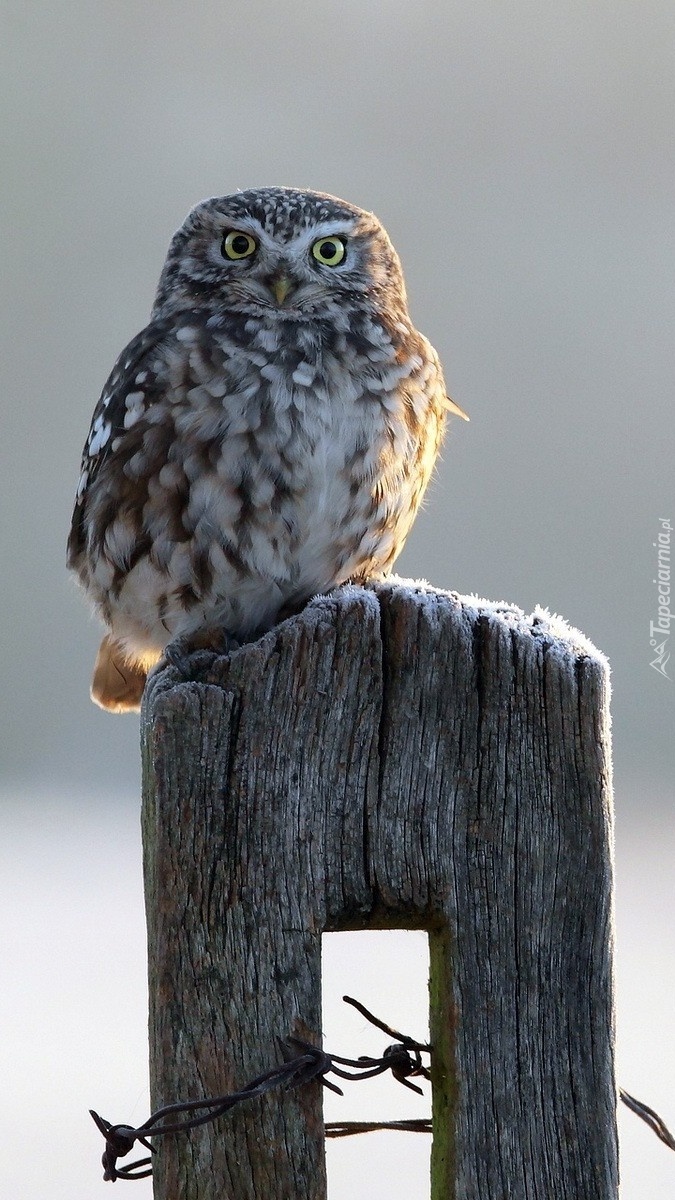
[326, 1118, 432, 1137]
[619, 1088, 675, 1151]
[90, 996, 430, 1182]
[90, 995, 674, 1183]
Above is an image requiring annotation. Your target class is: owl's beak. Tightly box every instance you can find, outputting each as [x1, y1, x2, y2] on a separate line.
[268, 273, 294, 306]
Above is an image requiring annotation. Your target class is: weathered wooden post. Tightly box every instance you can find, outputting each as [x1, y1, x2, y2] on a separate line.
[140, 580, 618, 1199]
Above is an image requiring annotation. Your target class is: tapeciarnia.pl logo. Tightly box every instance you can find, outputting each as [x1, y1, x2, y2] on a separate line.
[649, 517, 672, 680]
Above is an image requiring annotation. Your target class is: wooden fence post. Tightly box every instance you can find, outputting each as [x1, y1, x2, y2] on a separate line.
[140, 581, 618, 1199]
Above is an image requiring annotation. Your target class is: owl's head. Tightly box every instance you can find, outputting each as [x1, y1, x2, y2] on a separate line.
[152, 187, 408, 322]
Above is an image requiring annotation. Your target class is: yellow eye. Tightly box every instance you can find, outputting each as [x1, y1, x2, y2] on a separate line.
[311, 236, 346, 267]
[221, 230, 257, 260]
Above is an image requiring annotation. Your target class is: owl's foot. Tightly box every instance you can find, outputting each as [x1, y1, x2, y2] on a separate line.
[162, 629, 241, 681]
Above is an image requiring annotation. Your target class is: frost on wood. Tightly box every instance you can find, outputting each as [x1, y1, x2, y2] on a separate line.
[140, 581, 617, 1200]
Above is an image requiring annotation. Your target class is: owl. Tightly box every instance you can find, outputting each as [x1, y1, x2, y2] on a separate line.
[67, 187, 467, 712]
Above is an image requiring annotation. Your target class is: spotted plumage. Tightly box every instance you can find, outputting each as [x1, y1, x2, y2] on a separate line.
[68, 187, 467, 711]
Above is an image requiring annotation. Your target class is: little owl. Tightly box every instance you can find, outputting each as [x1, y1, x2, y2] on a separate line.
[68, 187, 467, 712]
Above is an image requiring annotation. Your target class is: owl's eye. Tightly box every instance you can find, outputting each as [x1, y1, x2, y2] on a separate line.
[311, 236, 346, 267]
[221, 231, 257, 260]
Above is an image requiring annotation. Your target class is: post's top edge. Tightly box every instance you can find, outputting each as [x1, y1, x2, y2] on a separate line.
[142, 578, 609, 721]
[373, 577, 609, 671]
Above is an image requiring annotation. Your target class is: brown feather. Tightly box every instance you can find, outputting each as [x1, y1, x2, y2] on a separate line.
[91, 635, 147, 713]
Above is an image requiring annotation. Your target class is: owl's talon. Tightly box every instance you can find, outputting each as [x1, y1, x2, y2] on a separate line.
[162, 637, 191, 677]
[163, 632, 241, 681]
[165, 649, 218, 681]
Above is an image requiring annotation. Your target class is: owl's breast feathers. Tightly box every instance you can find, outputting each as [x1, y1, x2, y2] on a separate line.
[68, 308, 449, 700]
[68, 307, 446, 572]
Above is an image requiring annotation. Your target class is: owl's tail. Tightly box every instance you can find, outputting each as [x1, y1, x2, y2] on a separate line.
[91, 635, 147, 713]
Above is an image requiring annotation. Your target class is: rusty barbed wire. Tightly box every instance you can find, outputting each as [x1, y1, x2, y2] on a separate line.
[326, 1118, 432, 1137]
[90, 995, 674, 1183]
[90, 1044, 333, 1181]
[619, 1088, 675, 1151]
[90, 996, 430, 1182]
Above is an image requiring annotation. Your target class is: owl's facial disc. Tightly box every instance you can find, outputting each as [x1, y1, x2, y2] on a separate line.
[214, 217, 358, 314]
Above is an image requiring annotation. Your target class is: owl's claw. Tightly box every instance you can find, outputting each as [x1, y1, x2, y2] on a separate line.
[164, 647, 219, 680]
[162, 631, 241, 681]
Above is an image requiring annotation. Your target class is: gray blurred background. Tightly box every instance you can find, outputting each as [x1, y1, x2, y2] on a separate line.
[1, 1, 674, 1195]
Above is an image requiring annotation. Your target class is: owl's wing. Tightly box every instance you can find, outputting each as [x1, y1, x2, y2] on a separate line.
[67, 319, 172, 566]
